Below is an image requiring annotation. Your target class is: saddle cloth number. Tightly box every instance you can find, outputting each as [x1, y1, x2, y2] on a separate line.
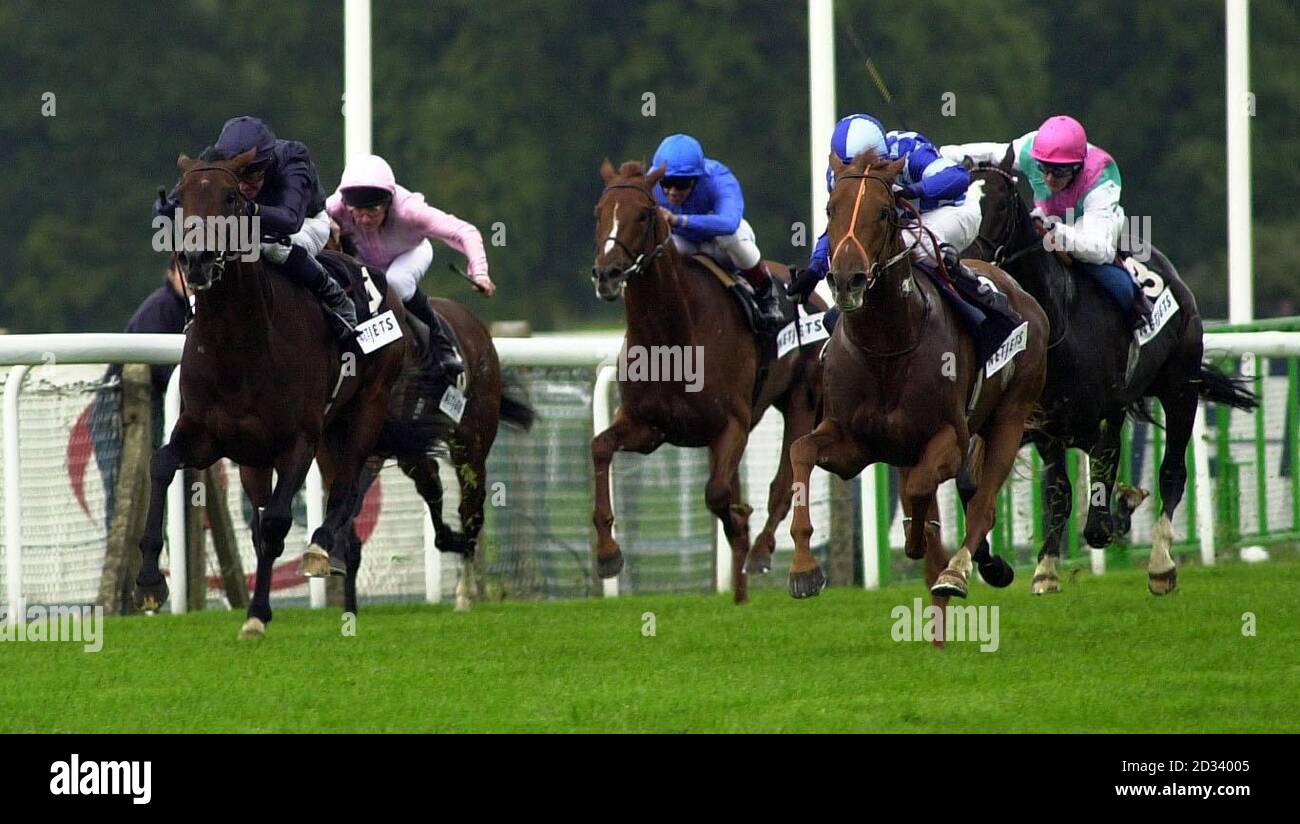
[355, 309, 403, 354]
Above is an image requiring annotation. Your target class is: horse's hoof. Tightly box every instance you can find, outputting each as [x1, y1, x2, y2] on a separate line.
[788, 566, 826, 599]
[977, 555, 1015, 588]
[238, 618, 266, 639]
[301, 545, 331, 578]
[596, 550, 624, 579]
[133, 578, 170, 613]
[1084, 515, 1114, 549]
[1031, 574, 1061, 595]
[1148, 567, 1178, 596]
[931, 569, 969, 599]
[745, 548, 773, 575]
[329, 554, 348, 577]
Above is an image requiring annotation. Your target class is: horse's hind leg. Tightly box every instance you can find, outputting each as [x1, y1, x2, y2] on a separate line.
[1031, 440, 1071, 594]
[1147, 387, 1197, 595]
[341, 459, 380, 616]
[750, 390, 817, 576]
[451, 440, 489, 611]
[135, 418, 216, 612]
[1083, 412, 1127, 549]
[705, 417, 753, 604]
[591, 409, 664, 580]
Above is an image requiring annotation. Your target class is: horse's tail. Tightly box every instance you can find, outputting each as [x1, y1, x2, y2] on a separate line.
[1197, 362, 1258, 411]
[373, 418, 448, 459]
[499, 368, 537, 432]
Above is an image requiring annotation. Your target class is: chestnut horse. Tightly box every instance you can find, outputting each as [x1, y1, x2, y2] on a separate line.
[136, 149, 439, 637]
[591, 160, 825, 604]
[788, 151, 1048, 609]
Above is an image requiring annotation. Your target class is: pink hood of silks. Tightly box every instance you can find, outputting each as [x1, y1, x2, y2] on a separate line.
[327, 154, 489, 276]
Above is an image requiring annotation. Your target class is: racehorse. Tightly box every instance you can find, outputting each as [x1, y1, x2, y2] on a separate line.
[965, 150, 1257, 594]
[136, 149, 440, 637]
[327, 229, 537, 613]
[788, 151, 1048, 610]
[591, 160, 826, 604]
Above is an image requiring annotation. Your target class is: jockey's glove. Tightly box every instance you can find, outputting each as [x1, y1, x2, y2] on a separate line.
[785, 267, 821, 301]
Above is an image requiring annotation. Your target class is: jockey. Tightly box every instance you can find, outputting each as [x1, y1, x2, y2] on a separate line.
[327, 154, 494, 386]
[156, 116, 358, 338]
[787, 114, 1016, 351]
[650, 134, 785, 330]
[939, 115, 1152, 329]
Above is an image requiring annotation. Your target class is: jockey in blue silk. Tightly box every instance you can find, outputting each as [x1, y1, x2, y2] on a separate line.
[155, 116, 356, 338]
[786, 114, 1019, 353]
[788, 114, 989, 300]
[650, 133, 785, 329]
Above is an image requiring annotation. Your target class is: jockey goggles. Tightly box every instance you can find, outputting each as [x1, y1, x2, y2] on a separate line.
[1037, 161, 1082, 180]
[660, 176, 697, 191]
[342, 186, 393, 209]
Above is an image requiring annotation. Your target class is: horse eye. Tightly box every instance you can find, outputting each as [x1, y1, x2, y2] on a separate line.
[879, 207, 890, 221]
[225, 192, 238, 206]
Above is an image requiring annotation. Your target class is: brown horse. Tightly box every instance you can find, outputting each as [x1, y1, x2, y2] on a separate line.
[788, 151, 1048, 609]
[135, 149, 438, 637]
[590, 160, 825, 604]
[327, 228, 537, 613]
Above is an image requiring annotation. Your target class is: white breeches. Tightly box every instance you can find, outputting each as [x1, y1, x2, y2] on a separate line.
[900, 182, 985, 267]
[670, 218, 762, 270]
[383, 239, 435, 302]
[260, 210, 331, 264]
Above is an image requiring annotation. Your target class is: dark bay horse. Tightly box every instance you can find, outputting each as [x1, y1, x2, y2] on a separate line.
[328, 227, 537, 613]
[965, 150, 1256, 594]
[788, 151, 1048, 609]
[591, 160, 825, 604]
[136, 149, 439, 637]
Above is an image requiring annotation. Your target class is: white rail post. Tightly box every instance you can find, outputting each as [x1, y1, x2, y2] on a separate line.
[1193, 404, 1217, 565]
[164, 368, 186, 613]
[343, 0, 372, 163]
[4, 365, 31, 623]
[808, 0, 836, 307]
[861, 467, 880, 589]
[306, 463, 327, 608]
[424, 503, 441, 604]
[1225, 0, 1253, 324]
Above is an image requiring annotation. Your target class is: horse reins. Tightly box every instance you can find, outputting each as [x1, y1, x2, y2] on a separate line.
[828, 167, 932, 358]
[597, 182, 672, 279]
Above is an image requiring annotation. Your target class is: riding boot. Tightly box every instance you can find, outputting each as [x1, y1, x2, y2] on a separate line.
[281, 245, 356, 340]
[941, 243, 1022, 364]
[403, 287, 464, 387]
[742, 262, 786, 331]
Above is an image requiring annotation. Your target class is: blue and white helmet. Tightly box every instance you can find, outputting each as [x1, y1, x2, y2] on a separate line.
[826, 113, 887, 189]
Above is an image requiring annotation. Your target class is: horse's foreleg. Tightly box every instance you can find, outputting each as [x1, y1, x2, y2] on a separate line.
[240, 436, 315, 637]
[1033, 441, 1071, 594]
[340, 460, 379, 616]
[452, 445, 488, 612]
[310, 394, 387, 577]
[914, 425, 979, 599]
[135, 419, 214, 612]
[1083, 412, 1126, 549]
[750, 393, 817, 576]
[899, 487, 951, 648]
[787, 418, 851, 599]
[1148, 388, 1197, 595]
[590, 409, 663, 580]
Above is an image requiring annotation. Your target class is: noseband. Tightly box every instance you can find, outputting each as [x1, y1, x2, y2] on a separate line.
[596, 182, 672, 279]
[829, 170, 918, 289]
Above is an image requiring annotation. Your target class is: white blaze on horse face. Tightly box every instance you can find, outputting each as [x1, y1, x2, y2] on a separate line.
[602, 203, 620, 256]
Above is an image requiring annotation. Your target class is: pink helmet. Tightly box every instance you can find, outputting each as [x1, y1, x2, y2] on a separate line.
[1030, 115, 1088, 164]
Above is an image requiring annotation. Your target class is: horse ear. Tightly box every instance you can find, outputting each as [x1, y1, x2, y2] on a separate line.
[645, 163, 666, 189]
[999, 145, 1014, 173]
[600, 158, 616, 183]
[961, 155, 975, 172]
[177, 153, 197, 172]
[828, 151, 846, 177]
[885, 157, 907, 179]
[229, 148, 258, 173]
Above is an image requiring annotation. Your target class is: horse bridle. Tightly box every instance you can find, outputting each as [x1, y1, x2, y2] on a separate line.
[828, 168, 934, 358]
[175, 165, 256, 289]
[595, 182, 672, 280]
[969, 165, 1038, 269]
[970, 164, 1069, 349]
[829, 170, 918, 291]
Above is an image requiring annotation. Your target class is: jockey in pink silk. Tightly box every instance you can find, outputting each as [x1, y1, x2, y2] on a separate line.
[327, 154, 495, 385]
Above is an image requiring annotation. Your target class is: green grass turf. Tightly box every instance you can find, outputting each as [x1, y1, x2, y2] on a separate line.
[3, 557, 1296, 733]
